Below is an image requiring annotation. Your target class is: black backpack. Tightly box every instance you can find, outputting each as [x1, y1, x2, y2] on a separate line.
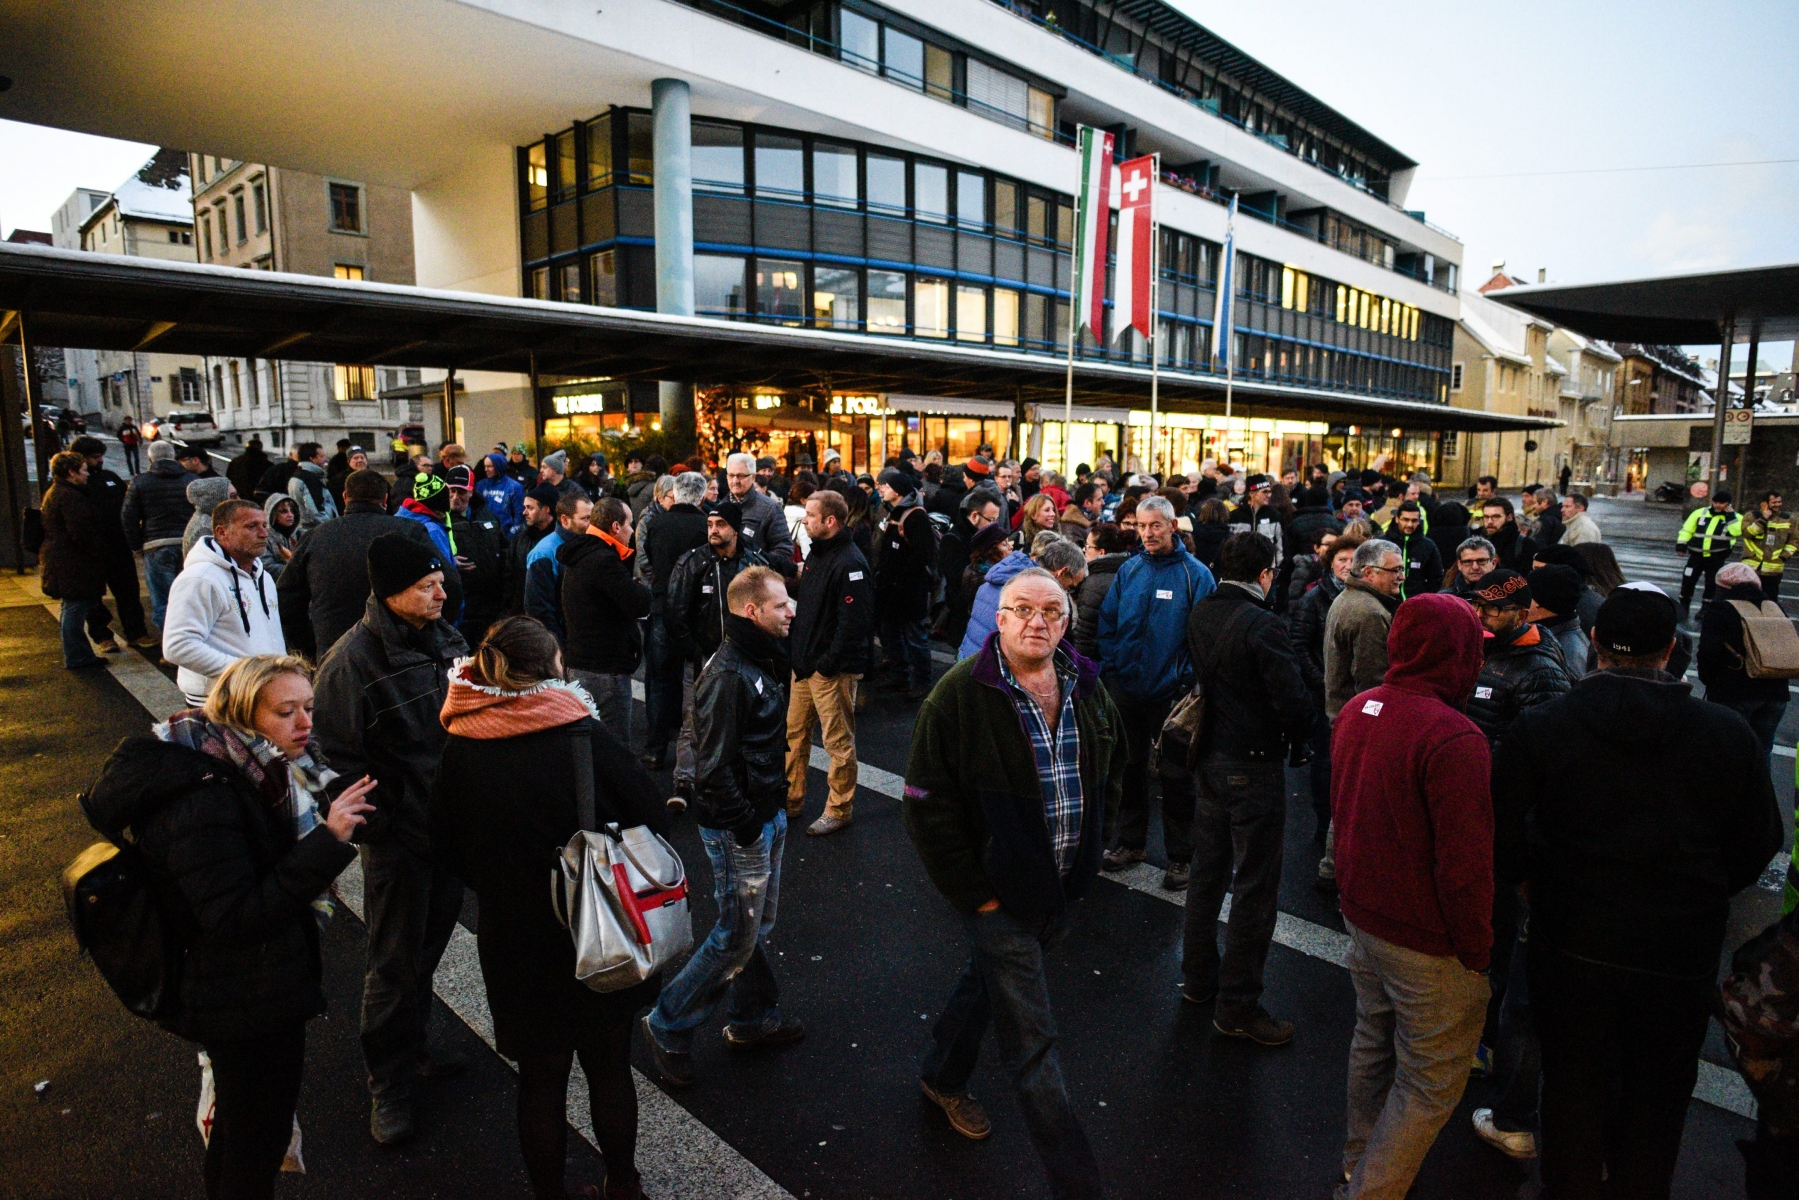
[61, 791, 184, 1024]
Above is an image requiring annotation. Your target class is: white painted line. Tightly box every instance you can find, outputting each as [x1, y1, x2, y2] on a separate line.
[335, 855, 794, 1200]
[1, 572, 189, 719]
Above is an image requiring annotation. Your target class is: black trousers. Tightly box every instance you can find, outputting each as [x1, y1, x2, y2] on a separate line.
[1763, 571, 1785, 604]
[84, 548, 148, 643]
[1107, 693, 1192, 859]
[1679, 552, 1727, 605]
[1182, 756, 1286, 1018]
[1532, 944, 1712, 1198]
[202, 1025, 306, 1200]
[360, 842, 464, 1097]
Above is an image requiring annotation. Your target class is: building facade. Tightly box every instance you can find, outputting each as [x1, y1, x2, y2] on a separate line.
[68, 150, 205, 428]
[1546, 329, 1620, 488]
[187, 154, 423, 453]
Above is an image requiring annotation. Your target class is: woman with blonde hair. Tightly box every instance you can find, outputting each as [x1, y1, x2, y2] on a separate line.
[84, 654, 373, 1199]
[1010, 491, 1060, 551]
[431, 616, 668, 1200]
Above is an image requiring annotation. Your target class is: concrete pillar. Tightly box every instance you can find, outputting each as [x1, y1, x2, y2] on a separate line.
[652, 78, 695, 445]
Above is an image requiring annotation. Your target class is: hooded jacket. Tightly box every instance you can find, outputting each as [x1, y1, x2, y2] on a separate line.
[691, 614, 791, 836]
[1331, 594, 1494, 970]
[260, 492, 300, 579]
[959, 549, 1035, 660]
[275, 500, 462, 661]
[1494, 667, 1782, 977]
[1071, 551, 1129, 661]
[1323, 579, 1401, 719]
[789, 528, 874, 678]
[394, 497, 455, 562]
[121, 458, 196, 551]
[181, 476, 236, 559]
[1466, 622, 1571, 748]
[558, 526, 652, 675]
[1096, 544, 1216, 703]
[904, 635, 1125, 933]
[162, 537, 287, 704]
[287, 461, 338, 531]
[311, 593, 468, 858]
[474, 454, 526, 537]
[83, 733, 355, 1042]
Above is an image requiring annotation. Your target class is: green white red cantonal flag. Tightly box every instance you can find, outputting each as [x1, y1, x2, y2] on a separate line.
[1112, 154, 1156, 340]
[1072, 126, 1114, 340]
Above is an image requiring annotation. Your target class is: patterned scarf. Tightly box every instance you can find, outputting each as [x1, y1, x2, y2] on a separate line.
[159, 710, 291, 810]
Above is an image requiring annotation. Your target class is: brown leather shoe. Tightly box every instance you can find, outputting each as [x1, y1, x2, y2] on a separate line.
[921, 1078, 991, 1140]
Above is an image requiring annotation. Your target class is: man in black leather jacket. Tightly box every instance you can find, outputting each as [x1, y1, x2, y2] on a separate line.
[642, 566, 805, 1090]
[1465, 569, 1573, 749]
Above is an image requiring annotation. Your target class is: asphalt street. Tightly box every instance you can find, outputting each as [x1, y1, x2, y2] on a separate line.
[0, 484, 1766, 1199]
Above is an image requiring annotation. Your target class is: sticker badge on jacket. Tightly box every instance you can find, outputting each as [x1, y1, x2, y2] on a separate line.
[1155, 589, 1173, 600]
[1474, 686, 1494, 699]
[1361, 699, 1384, 716]
[848, 571, 864, 581]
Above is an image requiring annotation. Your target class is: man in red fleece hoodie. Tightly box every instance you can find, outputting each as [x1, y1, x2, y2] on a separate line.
[1330, 592, 1493, 1198]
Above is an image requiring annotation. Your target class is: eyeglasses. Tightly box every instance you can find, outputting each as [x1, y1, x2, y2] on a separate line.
[1365, 564, 1402, 576]
[998, 604, 1068, 626]
[1459, 556, 1493, 567]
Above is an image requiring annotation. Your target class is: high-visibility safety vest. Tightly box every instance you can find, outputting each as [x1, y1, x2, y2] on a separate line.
[1743, 512, 1799, 576]
[1678, 507, 1742, 558]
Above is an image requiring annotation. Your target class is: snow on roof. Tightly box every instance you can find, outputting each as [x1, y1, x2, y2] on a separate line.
[111, 172, 192, 224]
[1457, 289, 1532, 366]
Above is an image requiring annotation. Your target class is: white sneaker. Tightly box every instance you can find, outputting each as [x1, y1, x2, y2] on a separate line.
[1471, 1107, 1537, 1159]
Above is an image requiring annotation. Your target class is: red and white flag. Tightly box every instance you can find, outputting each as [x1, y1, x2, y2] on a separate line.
[1112, 154, 1155, 341]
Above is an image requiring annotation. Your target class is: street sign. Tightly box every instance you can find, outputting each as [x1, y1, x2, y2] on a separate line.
[1724, 408, 1754, 445]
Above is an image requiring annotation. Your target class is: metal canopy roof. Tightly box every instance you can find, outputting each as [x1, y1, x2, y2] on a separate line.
[0, 243, 1547, 432]
[1489, 262, 1799, 346]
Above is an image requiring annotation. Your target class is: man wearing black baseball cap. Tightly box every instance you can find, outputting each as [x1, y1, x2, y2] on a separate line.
[312, 532, 472, 1146]
[1492, 581, 1781, 1193]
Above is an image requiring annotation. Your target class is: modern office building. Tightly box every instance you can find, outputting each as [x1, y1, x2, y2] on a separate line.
[3, 0, 1531, 474]
[187, 153, 424, 452]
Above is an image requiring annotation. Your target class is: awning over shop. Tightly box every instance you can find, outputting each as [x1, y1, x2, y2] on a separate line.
[0, 243, 1547, 433]
[1491, 262, 1799, 345]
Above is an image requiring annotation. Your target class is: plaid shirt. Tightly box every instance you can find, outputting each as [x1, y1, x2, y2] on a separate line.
[997, 650, 1084, 876]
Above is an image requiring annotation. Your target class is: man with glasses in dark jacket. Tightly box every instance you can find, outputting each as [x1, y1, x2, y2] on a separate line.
[642, 567, 803, 1089]
[1182, 532, 1313, 1046]
[785, 488, 873, 837]
[1494, 583, 1782, 1196]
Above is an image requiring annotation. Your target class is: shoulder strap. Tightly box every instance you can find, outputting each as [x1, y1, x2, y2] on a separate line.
[1200, 600, 1260, 686]
[570, 723, 596, 832]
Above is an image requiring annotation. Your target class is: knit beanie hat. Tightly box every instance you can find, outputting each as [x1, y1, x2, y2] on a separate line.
[368, 532, 446, 600]
[186, 476, 232, 512]
[526, 483, 561, 509]
[412, 473, 451, 513]
[1527, 565, 1582, 617]
[877, 467, 914, 496]
[711, 499, 745, 535]
[541, 449, 568, 476]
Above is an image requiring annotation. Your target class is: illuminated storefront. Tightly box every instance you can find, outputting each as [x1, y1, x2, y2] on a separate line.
[538, 378, 643, 445]
[722, 392, 1016, 476]
[1120, 412, 1440, 479]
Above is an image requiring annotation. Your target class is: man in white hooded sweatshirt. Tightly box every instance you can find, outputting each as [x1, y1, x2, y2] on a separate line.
[163, 498, 287, 704]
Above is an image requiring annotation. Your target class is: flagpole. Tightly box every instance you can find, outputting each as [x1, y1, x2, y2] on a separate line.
[1148, 153, 1161, 479]
[1062, 267, 1078, 478]
[1063, 128, 1087, 477]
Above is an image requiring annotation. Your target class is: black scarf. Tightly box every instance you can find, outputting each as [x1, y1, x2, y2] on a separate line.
[723, 613, 791, 681]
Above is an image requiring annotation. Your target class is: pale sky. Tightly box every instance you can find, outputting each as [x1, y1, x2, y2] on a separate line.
[3, 0, 1795, 362]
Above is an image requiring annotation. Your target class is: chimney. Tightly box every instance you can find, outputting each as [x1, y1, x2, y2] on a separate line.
[1492, 259, 1506, 277]
[1537, 267, 1546, 283]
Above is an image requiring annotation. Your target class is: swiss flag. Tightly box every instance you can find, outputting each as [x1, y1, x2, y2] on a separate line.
[1112, 155, 1155, 341]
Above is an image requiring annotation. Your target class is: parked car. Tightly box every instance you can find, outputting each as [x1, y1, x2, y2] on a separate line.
[144, 410, 221, 447]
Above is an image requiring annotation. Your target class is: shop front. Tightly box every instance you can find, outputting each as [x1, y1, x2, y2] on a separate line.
[720, 392, 1018, 476]
[538, 378, 640, 446]
[1118, 413, 1440, 481]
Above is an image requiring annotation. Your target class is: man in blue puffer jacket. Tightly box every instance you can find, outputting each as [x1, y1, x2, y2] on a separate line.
[1096, 494, 1215, 874]
[958, 548, 1034, 659]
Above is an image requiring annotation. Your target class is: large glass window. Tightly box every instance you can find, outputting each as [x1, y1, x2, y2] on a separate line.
[884, 27, 923, 88]
[586, 114, 612, 188]
[994, 288, 1020, 346]
[813, 266, 860, 329]
[925, 44, 955, 101]
[1026, 194, 1047, 242]
[957, 171, 985, 229]
[994, 180, 1019, 237]
[813, 142, 858, 208]
[554, 131, 577, 202]
[693, 254, 747, 316]
[626, 113, 653, 184]
[916, 277, 950, 337]
[868, 270, 906, 334]
[755, 133, 804, 199]
[756, 258, 805, 324]
[590, 250, 617, 306]
[915, 163, 949, 223]
[693, 122, 744, 193]
[956, 285, 986, 342]
[559, 261, 581, 302]
[867, 154, 905, 213]
[840, 9, 878, 72]
[526, 144, 548, 211]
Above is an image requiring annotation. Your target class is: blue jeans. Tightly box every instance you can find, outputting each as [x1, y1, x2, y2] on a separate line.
[878, 613, 930, 687]
[646, 810, 786, 1054]
[59, 597, 104, 668]
[922, 908, 1106, 1200]
[144, 544, 183, 633]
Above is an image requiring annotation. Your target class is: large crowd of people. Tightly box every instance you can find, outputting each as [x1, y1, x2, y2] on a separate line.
[37, 431, 1799, 1199]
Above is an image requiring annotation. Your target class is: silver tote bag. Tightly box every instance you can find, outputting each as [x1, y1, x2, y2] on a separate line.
[550, 726, 693, 993]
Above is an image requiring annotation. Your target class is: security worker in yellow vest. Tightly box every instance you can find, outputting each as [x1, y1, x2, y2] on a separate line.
[1677, 490, 1743, 618]
[1742, 490, 1798, 604]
